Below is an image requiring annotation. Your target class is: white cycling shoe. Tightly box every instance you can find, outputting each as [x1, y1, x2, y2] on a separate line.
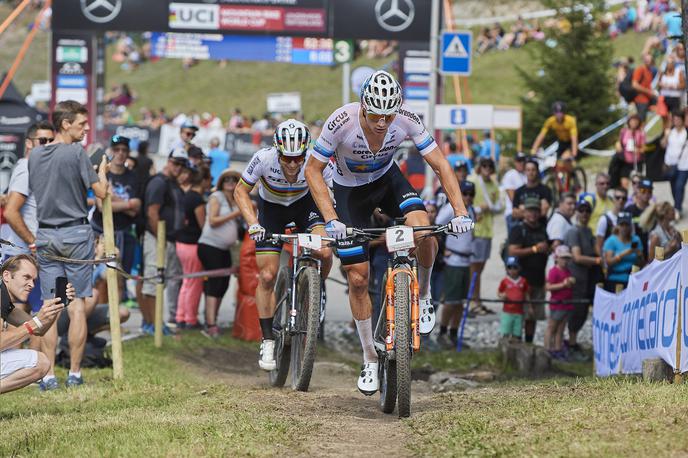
[419, 298, 436, 336]
[357, 362, 379, 396]
[258, 339, 276, 371]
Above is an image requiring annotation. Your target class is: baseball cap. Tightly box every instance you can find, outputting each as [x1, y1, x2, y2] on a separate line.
[180, 121, 199, 131]
[514, 152, 528, 161]
[453, 160, 469, 171]
[169, 148, 190, 167]
[524, 197, 541, 210]
[110, 135, 130, 149]
[555, 245, 572, 258]
[638, 179, 653, 190]
[188, 145, 205, 159]
[617, 212, 633, 224]
[577, 192, 596, 211]
[506, 256, 520, 268]
[460, 180, 475, 195]
[478, 156, 495, 169]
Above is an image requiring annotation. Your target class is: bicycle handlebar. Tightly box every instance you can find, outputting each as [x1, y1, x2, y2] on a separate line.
[346, 224, 450, 237]
[266, 232, 337, 243]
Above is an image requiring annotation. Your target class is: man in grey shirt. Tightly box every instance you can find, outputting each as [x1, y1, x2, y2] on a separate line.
[28, 100, 108, 388]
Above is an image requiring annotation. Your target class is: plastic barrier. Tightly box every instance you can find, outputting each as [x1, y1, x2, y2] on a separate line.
[232, 233, 262, 342]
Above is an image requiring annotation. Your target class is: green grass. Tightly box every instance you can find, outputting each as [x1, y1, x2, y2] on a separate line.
[0, 334, 311, 457]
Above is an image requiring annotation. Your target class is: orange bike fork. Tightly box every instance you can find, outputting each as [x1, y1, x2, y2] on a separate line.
[385, 267, 421, 352]
[411, 266, 420, 352]
[385, 266, 395, 351]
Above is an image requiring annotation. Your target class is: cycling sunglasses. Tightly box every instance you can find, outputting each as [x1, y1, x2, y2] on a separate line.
[278, 154, 305, 165]
[365, 111, 396, 124]
[31, 136, 54, 145]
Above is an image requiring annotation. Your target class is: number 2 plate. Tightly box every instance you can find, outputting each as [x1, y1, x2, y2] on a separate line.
[297, 233, 322, 250]
[386, 226, 414, 252]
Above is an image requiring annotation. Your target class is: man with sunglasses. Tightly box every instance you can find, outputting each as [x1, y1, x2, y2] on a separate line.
[624, 178, 653, 254]
[305, 70, 473, 395]
[171, 122, 199, 155]
[596, 187, 628, 255]
[235, 119, 334, 371]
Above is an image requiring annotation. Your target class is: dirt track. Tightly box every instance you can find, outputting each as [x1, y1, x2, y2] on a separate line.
[178, 345, 437, 457]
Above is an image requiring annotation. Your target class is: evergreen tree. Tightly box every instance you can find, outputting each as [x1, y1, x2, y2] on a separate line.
[518, 0, 618, 149]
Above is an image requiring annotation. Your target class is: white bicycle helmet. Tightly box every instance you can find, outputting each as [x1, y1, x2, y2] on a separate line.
[273, 119, 311, 157]
[360, 70, 403, 115]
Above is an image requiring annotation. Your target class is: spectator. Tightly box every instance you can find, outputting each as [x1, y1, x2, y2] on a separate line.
[610, 114, 645, 189]
[501, 152, 527, 234]
[171, 122, 198, 156]
[0, 255, 70, 394]
[187, 145, 207, 168]
[228, 108, 244, 129]
[29, 100, 109, 387]
[468, 157, 501, 316]
[477, 130, 501, 164]
[661, 111, 688, 216]
[511, 159, 552, 221]
[424, 200, 444, 313]
[197, 170, 242, 338]
[625, 178, 653, 253]
[564, 199, 601, 361]
[508, 197, 550, 343]
[436, 161, 468, 209]
[545, 245, 575, 360]
[596, 186, 628, 255]
[547, 192, 576, 248]
[133, 141, 154, 186]
[497, 256, 529, 342]
[589, 173, 612, 231]
[176, 166, 211, 329]
[141, 151, 187, 333]
[632, 53, 657, 121]
[603, 211, 644, 291]
[648, 202, 681, 259]
[658, 56, 685, 120]
[435, 181, 476, 348]
[445, 142, 473, 174]
[208, 137, 230, 185]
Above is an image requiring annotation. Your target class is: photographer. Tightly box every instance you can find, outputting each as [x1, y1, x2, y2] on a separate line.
[0, 255, 75, 394]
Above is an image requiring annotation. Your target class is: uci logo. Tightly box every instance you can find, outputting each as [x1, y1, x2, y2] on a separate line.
[169, 3, 219, 29]
[80, 0, 122, 24]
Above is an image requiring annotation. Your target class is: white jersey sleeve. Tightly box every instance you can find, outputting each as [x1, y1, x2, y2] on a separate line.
[396, 106, 438, 156]
[312, 107, 352, 163]
[240, 148, 268, 188]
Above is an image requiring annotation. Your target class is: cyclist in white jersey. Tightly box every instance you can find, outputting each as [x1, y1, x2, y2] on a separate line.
[305, 70, 474, 395]
[235, 119, 333, 371]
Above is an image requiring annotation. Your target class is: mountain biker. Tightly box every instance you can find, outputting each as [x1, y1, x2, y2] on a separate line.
[304, 70, 474, 395]
[531, 101, 579, 158]
[234, 119, 333, 371]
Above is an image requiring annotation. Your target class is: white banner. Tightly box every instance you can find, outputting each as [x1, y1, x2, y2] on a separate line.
[158, 124, 227, 156]
[592, 287, 622, 377]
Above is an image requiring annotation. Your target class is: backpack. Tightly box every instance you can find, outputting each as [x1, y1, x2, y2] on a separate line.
[56, 335, 112, 369]
[618, 66, 638, 103]
[603, 214, 614, 240]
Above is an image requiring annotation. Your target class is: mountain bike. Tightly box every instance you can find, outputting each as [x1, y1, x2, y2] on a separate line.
[346, 220, 448, 418]
[267, 232, 332, 392]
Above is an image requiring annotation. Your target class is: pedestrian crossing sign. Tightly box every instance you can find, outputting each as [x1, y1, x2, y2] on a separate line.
[440, 31, 472, 75]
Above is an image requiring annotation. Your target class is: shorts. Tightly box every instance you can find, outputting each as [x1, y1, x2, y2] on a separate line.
[197, 243, 232, 298]
[550, 309, 572, 322]
[470, 237, 491, 263]
[255, 194, 324, 255]
[57, 302, 111, 336]
[0, 348, 38, 380]
[142, 231, 183, 297]
[500, 312, 523, 337]
[332, 164, 425, 266]
[36, 225, 95, 299]
[443, 265, 470, 304]
[524, 285, 546, 321]
[556, 141, 572, 157]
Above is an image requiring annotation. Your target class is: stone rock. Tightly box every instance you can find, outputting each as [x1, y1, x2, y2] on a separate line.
[532, 346, 552, 375]
[499, 340, 551, 376]
[428, 371, 479, 393]
[642, 358, 674, 382]
[462, 370, 497, 382]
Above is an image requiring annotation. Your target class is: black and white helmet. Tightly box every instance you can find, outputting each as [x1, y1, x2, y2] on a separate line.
[360, 70, 402, 115]
[273, 119, 311, 157]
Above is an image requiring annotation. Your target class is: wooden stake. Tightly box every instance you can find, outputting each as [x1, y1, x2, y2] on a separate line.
[154, 221, 166, 348]
[102, 193, 123, 379]
[442, 0, 469, 155]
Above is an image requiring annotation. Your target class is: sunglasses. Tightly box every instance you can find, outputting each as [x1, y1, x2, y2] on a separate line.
[578, 208, 592, 213]
[112, 146, 129, 153]
[279, 154, 305, 165]
[31, 137, 54, 145]
[507, 266, 519, 270]
[638, 188, 652, 194]
[596, 181, 610, 186]
[365, 112, 395, 124]
[613, 195, 626, 200]
[182, 130, 196, 138]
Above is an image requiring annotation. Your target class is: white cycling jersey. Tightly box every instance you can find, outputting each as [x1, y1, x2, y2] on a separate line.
[311, 102, 437, 187]
[240, 147, 333, 206]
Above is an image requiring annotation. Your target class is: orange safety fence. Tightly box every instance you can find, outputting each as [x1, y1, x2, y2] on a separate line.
[0, 0, 31, 37]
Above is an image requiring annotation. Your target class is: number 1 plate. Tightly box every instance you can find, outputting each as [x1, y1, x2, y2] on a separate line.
[386, 226, 414, 252]
[297, 233, 322, 250]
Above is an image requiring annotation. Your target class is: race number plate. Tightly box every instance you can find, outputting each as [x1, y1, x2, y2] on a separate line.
[386, 226, 415, 252]
[297, 233, 322, 250]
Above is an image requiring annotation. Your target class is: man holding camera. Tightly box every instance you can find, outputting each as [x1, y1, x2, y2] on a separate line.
[28, 100, 109, 388]
[0, 255, 74, 394]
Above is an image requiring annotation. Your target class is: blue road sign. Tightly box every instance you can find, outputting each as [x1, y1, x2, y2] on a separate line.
[440, 31, 472, 75]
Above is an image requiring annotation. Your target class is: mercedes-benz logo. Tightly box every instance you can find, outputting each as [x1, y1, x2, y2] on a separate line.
[375, 0, 415, 33]
[80, 0, 122, 24]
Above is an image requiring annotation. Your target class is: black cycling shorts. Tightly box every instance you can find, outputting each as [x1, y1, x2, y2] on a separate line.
[255, 194, 324, 255]
[333, 163, 425, 266]
[556, 141, 572, 158]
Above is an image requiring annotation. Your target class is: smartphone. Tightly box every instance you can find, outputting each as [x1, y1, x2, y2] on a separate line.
[631, 241, 638, 249]
[55, 276, 69, 307]
[90, 147, 106, 167]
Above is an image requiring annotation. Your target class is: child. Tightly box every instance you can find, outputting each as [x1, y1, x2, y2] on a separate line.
[497, 256, 529, 342]
[545, 245, 575, 359]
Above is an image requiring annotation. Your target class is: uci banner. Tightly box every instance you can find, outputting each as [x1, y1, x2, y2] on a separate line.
[593, 245, 688, 376]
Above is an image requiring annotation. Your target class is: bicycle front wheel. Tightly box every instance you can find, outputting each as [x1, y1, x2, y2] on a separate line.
[269, 265, 291, 388]
[394, 273, 412, 418]
[291, 266, 321, 392]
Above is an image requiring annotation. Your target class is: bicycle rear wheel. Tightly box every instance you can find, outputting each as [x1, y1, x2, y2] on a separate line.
[269, 265, 291, 387]
[394, 273, 412, 418]
[573, 166, 587, 193]
[291, 266, 321, 392]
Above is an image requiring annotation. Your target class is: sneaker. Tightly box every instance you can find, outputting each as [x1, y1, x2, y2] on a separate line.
[65, 374, 84, 387]
[201, 325, 220, 339]
[258, 340, 276, 371]
[419, 298, 436, 335]
[39, 378, 59, 391]
[435, 333, 454, 350]
[357, 362, 379, 396]
[141, 323, 154, 336]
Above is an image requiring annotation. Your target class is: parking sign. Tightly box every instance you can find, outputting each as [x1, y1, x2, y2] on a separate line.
[440, 31, 472, 75]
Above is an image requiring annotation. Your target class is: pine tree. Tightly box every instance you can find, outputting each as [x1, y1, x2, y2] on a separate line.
[518, 0, 618, 148]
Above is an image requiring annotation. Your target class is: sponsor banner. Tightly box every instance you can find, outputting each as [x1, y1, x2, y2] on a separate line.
[225, 131, 272, 162]
[332, 0, 433, 40]
[53, 0, 168, 32]
[266, 92, 301, 113]
[101, 124, 161, 153]
[159, 124, 227, 156]
[592, 287, 622, 377]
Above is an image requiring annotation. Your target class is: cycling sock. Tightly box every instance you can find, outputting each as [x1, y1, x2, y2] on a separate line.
[42, 374, 56, 383]
[259, 317, 274, 340]
[355, 318, 377, 363]
[417, 264, 433, 299]
[449, 328, 458, 340]
[439, 325, 448, 335]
